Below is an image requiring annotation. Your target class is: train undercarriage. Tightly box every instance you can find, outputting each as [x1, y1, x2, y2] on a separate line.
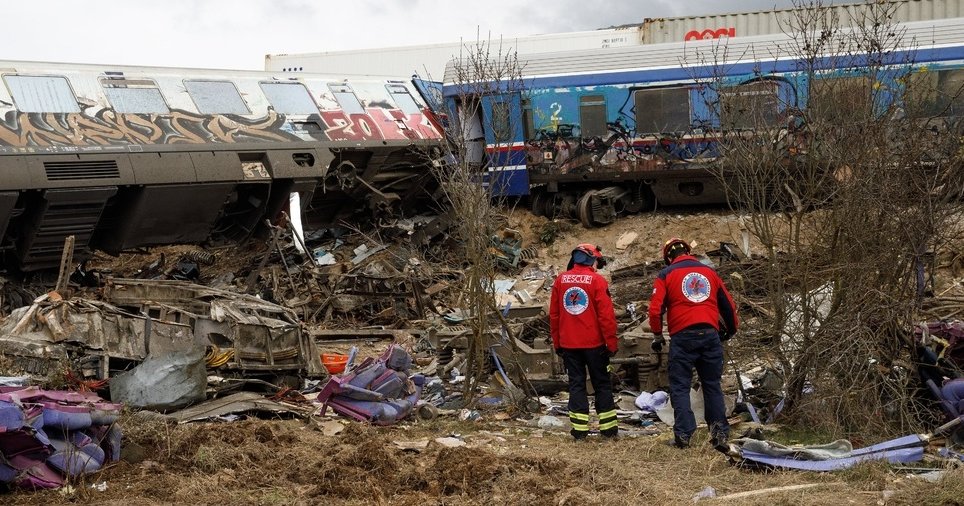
[526, 166, 728, 228]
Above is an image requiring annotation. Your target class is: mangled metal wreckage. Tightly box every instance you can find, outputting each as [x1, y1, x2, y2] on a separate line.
[0, 279, 324, 382]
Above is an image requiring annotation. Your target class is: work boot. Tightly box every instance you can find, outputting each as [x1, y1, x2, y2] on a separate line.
[710, 433, 729, 453]
[667, 435, 690, 449]
[601, 428, 618, 440]
[571, 430, 588, 441]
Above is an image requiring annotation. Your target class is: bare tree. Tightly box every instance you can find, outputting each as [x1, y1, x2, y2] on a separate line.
[691, 0, 964, 435]
[423, 34, 535, 406]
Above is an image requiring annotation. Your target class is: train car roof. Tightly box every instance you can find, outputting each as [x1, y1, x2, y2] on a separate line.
[443, 16, 964, 86]
[0, 59, 409, 83]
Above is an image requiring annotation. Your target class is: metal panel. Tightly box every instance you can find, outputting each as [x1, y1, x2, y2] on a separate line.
[0, 155, 33, 190]
[264, 149, 332, 179]
[130, 152, 198, 184]
[0, 191, 18, 242]
[98, 183, 235, 252]
[189, 151, 243, 182]
[25, 153, 135, 188]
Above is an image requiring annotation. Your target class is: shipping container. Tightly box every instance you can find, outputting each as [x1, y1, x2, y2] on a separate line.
[266, 0, 964, 78]
[639, 0, 964, 44]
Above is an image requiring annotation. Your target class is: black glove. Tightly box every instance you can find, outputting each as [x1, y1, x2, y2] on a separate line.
[720, 331, 733, 342]
[607, 347, 617, 358]
[555, 347, 564, 356]
[651, 334, 665, 353]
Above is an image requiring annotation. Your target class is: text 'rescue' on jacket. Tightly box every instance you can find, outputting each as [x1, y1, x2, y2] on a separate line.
[549, 264, 618, 353]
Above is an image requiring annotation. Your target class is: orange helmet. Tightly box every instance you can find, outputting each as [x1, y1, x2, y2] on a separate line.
[569, 243, 606, 270]
[662, 237, 690, 265]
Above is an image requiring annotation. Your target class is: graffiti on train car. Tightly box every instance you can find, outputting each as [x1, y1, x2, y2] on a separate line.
[319, 108, 438, 142]
[0, 108, 308, 152]
[0, 106, 438, 152]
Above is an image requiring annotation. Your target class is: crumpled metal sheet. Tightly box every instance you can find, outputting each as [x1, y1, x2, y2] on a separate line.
[0, 279, 324, 379]
[169, 391, 310, 423]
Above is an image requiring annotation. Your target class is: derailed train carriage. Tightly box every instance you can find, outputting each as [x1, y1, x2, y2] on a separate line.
[434, 17, 964, 227]
[0, 61, 444, 271]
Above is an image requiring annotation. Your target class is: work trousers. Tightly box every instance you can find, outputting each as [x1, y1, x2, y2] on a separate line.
[667, 326, 729, 442]
[562, 345, 617, 438]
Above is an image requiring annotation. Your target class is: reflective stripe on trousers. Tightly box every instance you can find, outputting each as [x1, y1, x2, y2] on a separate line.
[569, 411, 590, 432]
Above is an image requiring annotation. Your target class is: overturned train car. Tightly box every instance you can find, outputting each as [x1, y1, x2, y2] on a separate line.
[437, 17, 964, 227]
[0, 61, 443, 271]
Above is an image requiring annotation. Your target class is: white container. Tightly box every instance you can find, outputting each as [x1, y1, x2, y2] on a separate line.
[639, 0, 964, 44]
[264, 27, 639, 79]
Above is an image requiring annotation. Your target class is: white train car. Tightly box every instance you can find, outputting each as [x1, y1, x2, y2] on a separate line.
[0, 60, 443, 270]
[265, 0, 964, 78]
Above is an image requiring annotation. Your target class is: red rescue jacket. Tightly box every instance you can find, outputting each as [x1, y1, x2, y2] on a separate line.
[648, 254, 738, 336]
[549, 264, 618, 353]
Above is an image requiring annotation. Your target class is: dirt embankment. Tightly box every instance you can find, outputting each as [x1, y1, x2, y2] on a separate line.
[8, 416, 962, 506]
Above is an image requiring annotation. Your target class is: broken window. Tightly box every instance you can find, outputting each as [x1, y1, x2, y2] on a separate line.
[579, 95, 608, 138]
[185, 80, 250, 115]
[905, 69, 964, 118]
[328, 84, 365, 115]
[720, 81, 782, 129]
[386, 84, 421, 115]
[634, 87, 690, 133]
[259, 82, 318, 115]
[4, 75, 81, 113]
[490, 100, 512, 143]
[101, 77, 170, 114]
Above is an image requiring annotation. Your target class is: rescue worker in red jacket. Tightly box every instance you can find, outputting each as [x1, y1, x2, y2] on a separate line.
[648, 238, 738, 450]
[550, 243, 619, 439]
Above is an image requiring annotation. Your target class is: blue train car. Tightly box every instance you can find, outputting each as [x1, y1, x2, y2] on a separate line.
[436, 17, 964, 226]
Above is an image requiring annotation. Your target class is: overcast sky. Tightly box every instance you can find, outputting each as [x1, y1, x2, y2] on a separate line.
[1, 0, 800, 70]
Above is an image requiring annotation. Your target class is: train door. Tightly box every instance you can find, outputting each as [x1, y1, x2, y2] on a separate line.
[480, 93, 529, 196]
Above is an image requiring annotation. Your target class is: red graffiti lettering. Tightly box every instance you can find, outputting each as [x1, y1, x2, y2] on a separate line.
[684, 28, 736, 41]
[387, 109, 441, 140]
[319, 110, 384, 141]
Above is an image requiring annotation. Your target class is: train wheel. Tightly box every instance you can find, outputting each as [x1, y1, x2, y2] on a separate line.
[577, 190, 598, 228]
[530, 190, 549, 217]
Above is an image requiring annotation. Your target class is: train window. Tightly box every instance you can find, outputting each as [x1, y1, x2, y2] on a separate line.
[634, 87, 690, 133]
[101, 77, 169, 114]
[906, 69, 964, 118]
[184, 80, 250, 115]
[386, 84, 421, 115]
[3, 75, 80, 113]
[328, 84, 365, 115]
[720, 81, 781, 129]
[490, 100, 512, 143]
[522, 99, 535, 141]
[808, 77, 871, 123]
[259, 82, 318, 115]
[579, 95, 608, 138]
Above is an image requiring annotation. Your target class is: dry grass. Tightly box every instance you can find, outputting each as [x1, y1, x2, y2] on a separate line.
[4, 414, 959, 506]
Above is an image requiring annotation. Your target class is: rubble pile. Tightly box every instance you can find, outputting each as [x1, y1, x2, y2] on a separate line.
[0, 386, 121, 490]
[0, 209, 962, 495]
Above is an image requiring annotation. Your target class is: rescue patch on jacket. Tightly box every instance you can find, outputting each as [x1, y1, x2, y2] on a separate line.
[563, 286, 590, 315]
[560, 274, 592, 284]
[681, 272, 711, 303]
